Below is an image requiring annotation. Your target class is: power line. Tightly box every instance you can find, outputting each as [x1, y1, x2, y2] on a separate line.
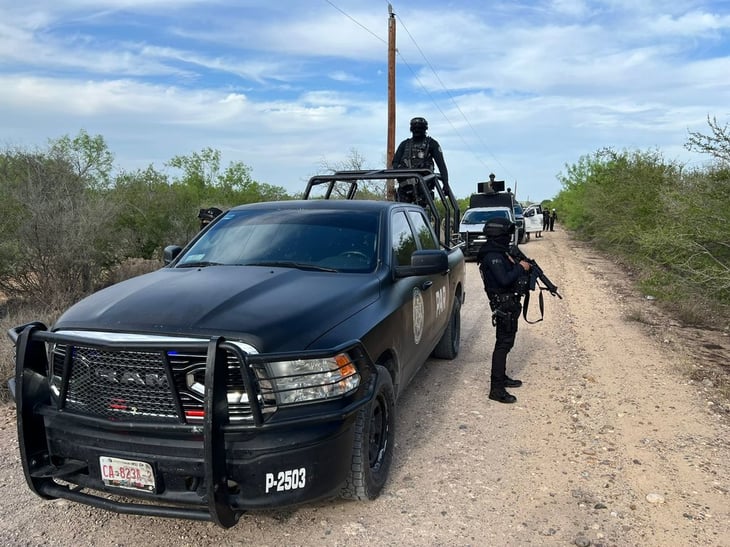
[324, 0, 387, 44]
[323, 1, 514, 183]
[393, 10, 514, 181]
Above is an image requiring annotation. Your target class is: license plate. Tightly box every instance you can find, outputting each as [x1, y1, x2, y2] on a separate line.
[99, 456, 155, 492]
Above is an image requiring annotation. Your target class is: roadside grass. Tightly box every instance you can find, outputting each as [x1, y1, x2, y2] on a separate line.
[0, 259, 161, 404]
[624, 309, 652, 324]
[638, 271, 730, 329]
[630, 268, 730, 408]
[689, 364, 730, 403]
[0, 297, 60, 403]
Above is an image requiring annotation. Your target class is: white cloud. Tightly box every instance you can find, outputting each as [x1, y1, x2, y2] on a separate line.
[550, 0, 591, 17]
[0, 0, 726, 201]
[648, 10, 730, 35]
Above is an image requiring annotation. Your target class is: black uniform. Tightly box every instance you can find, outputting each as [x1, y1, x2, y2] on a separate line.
[391, 117, 449, 205]
[198, 207, 223, 230]
[391, 136, 448, 184]
[478, 241, 523, 378]
[476, 220, 528, 404]
[549, 209, 557, 231]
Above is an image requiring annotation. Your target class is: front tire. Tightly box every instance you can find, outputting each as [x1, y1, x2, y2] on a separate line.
[341, 365, 395, 500]
[432, 296, 461, 359]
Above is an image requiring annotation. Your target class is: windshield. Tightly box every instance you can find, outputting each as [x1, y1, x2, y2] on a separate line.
[462, 209, 510, 224]
[514, 204, 524, 217]
[177, 209, 379, 273]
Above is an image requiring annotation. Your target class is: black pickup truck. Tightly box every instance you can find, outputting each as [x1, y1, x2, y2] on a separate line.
[8, 169, 465, 527]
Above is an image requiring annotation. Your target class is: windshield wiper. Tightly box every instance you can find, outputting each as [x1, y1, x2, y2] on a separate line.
[244, 261, 337, 272]
[177, 261, 225, 268]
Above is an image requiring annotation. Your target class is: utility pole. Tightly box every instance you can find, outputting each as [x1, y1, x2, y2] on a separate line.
[386, 4, 396, 200]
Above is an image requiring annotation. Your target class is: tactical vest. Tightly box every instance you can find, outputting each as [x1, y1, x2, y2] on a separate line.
[400, 137, 433, 170]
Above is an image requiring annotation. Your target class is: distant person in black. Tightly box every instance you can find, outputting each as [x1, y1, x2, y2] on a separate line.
[476, 217, 531, 404]
[549, 208, 557, 231]
[198, 207, 223, 231]
[391, 117, 449, 204]
[543, 207, 551, 232]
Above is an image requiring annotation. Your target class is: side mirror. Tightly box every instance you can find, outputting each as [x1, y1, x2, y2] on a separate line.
[395, 250, 449, 278]
[163, 245, 183, 265]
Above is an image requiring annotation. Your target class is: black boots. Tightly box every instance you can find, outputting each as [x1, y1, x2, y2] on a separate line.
[489, 376, 521, 403]
[489, 386, 517, 404]
[503, 376, 522, 388]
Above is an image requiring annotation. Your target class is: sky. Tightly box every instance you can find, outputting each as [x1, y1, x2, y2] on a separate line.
[1, 0, 729, 202]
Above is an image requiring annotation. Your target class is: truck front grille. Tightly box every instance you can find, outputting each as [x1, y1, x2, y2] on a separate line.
[50, 344, 267, 424]
[56, 346, 179, 422]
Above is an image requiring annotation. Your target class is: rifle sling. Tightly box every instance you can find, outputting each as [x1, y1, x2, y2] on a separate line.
[522, 284, 546, 324]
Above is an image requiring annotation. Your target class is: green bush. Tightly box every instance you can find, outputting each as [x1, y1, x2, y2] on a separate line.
[554, 142, 730, 324]
[0, 132, 293, 310]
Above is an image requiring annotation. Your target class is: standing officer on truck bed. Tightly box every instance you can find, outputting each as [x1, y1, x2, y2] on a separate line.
[391, 117, 449, 204]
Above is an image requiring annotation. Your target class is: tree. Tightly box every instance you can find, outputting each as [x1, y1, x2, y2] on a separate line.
[317, 148, 386, 199]
[167, 148, 290, 205]
[0, 138, 291, 307]
[214, 160, 290, 203]
[167, 147, 222, 191]
[0, 135, 118, 306]
[555, 144, 729, 319]
[48, 129, 114, 189]
[111, 166, 198, 258]
[685, 115, 730, 164]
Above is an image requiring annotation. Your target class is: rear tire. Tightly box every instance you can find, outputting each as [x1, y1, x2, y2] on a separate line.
[341, 365, 395, 500]
[432, 296, 461, 359]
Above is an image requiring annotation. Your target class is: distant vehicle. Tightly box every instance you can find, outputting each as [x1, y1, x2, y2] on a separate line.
[513, 202, 526, 244]
[458, 206, 515, 258]
[522, 204, 544, 242]
[458, 180, 518, 257]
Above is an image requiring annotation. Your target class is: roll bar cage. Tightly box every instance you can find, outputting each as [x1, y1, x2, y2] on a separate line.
[303, 169, 460, 248]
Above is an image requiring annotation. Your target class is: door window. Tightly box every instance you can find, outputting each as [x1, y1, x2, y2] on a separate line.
[407, 211, 438, 250]
[391, 211, 417, 266]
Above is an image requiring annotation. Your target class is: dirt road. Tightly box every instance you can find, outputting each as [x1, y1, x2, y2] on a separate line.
[0, 229, 727, 547]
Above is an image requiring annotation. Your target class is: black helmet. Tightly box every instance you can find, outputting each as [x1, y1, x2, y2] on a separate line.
[409, 117, 428, 132]
[483, 217, 515, 238]
[198, 207, 223, 225]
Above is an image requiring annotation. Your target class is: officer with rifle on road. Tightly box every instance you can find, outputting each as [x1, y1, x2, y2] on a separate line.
[477, 217, 561, 404]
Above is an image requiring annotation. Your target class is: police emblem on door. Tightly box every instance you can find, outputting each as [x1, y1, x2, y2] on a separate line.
[412, 287, 424, 344]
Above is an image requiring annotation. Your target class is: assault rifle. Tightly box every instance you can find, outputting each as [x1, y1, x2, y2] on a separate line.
[511, 247, 562, 323]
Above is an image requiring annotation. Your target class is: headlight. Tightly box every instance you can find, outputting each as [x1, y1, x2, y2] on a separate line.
[260, 353, 360, 405]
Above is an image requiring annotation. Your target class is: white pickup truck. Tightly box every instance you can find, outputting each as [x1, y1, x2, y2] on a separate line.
[458, 205, 516, 257]
[458, 188, 518, 258]
[522, 204, 545, 242]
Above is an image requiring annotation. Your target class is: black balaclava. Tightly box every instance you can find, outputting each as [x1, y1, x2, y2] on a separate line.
[488, 233, 512, 251]
[410, 117, 428, 139]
